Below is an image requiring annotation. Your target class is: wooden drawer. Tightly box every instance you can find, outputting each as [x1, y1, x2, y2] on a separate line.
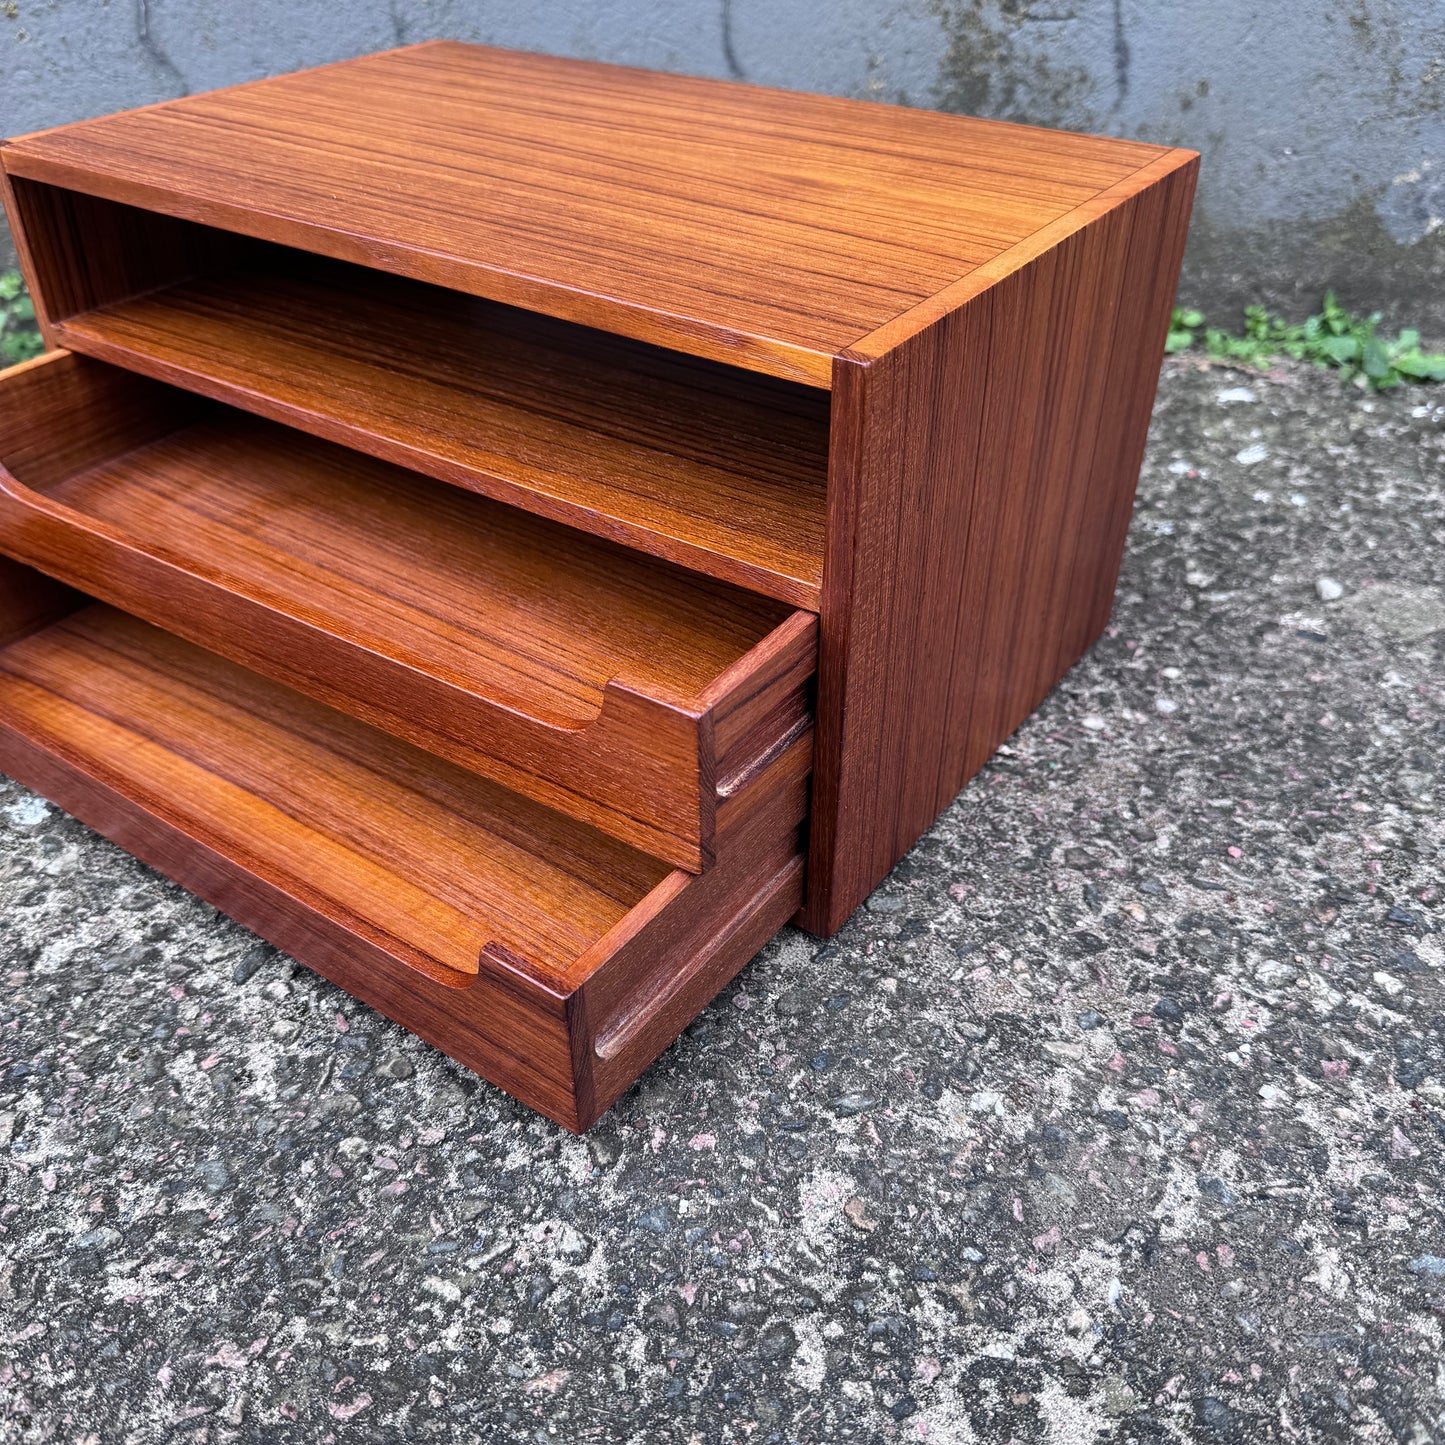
[0, 589, 810, 1130]
[0, 351, 816, 871]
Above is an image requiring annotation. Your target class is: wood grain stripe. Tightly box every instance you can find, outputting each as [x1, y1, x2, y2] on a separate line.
[3, 42, 1169, 383]
[802, 153, 1199, 933]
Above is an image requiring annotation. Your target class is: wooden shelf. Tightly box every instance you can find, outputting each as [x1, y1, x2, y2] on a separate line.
[0, 596, 810, 1128]
[46, 246, 829, 607]
[0, 352, 816, 869]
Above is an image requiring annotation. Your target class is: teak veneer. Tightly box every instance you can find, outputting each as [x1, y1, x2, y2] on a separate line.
[0, 350, 814, 870]
[0, 596, 809, 1129]
[39, 244, 831, 605]
[0, 41, 1197, 1127]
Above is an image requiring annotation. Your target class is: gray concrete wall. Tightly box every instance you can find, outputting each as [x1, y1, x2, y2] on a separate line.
[2, 1, 1443, 336]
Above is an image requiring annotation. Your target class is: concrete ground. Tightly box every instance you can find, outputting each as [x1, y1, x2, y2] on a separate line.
[1, 358, 1442, 1444]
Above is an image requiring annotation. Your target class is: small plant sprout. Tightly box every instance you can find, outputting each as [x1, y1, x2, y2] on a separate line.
[1165, 306, 1204, 355]
[1165, 293, 1445, 391]
[0, 269, 45, 365]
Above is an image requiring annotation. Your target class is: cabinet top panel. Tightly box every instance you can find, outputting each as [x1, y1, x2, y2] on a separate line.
[3, 42, 1191, 386]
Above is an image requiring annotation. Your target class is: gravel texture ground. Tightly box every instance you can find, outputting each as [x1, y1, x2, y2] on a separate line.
[1, 358, 1443, 1444]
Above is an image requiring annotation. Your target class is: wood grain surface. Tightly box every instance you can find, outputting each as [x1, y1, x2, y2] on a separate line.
[0, 351, 814, 868]
[0, 605, 667, 978]
[3, 41, 1168, 384]
[0, 45, 1199, 1122]
[801, 154, 1198, 933]
[0, 597, 809, 1129]
[0, 550, 84, 647]
[33, 232, 829, 605]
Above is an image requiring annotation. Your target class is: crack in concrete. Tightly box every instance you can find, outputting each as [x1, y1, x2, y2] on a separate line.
[720, 0, 747, 81]
[388, 0, 412, 48]
[136, 0, 190, 97]
[1110, 0, 1130, 106]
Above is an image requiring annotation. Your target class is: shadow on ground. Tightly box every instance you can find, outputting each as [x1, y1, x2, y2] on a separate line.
[1, 360, 1442, 1442]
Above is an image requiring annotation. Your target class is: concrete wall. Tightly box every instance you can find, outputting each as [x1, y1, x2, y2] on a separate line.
[2, 1, 1442, 336]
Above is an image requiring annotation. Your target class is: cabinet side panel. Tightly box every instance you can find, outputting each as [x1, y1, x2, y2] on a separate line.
[803, 159, 1197, 936]
[0, 171, 249, 337]
[0, 552, 86, 646]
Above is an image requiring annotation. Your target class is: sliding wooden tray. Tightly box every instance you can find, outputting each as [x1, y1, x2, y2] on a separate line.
[2, 195, 830, 607]
[0, 350, 815, 871]
[0, 592, 809, 1130]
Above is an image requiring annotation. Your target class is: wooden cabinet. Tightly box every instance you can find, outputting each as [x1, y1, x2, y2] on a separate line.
[0, 42, 1196, 1129]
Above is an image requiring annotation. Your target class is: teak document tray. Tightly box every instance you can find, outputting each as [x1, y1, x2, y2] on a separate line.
[0, 42, 1197, 1128]
[0, 351, 816, 871]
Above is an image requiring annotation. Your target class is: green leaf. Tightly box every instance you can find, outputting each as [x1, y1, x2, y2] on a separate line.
[8, 295, 34, 323]
[1243, 305, 1271, 340]
[0, 331, 44, 364]
[1178, 308, 1204, 328]
[1321, 334, 1358, 364]
[1165, 328, 1195, 354]
[0, 271, 22, 301]
[1361, 335, 1393, 379]
[1393, 350, 1445, 381]
[1321, 291, 1349, 334]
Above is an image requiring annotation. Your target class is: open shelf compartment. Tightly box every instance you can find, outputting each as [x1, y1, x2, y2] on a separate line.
[5, 177, 830, 607]
[0, 591, 810, 1130]
[0, 351, 816, 870]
